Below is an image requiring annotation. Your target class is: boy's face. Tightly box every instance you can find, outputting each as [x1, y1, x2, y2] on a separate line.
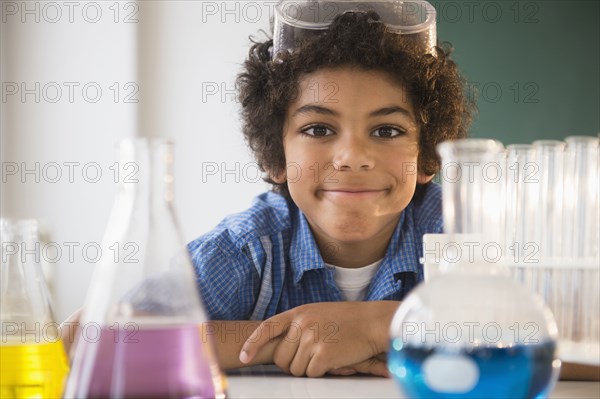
[275, 67, 431, 255]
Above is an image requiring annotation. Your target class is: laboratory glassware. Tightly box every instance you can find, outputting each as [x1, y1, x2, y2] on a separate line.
[64, 138, 226, 399]
[389, 139, 560, 399]
[1, 219, 69, 398]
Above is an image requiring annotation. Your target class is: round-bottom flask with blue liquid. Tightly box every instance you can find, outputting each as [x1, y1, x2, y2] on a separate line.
[388, 267, 560, 399]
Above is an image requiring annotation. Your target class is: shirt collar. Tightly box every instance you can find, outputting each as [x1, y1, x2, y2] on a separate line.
[289, 206, 327, 285]
[288, 203, 419, 286]
[366, 208, 422, 300]
[381, 210, 419, 275]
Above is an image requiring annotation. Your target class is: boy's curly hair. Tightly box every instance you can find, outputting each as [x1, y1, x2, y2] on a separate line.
[237, 10, 474, 197]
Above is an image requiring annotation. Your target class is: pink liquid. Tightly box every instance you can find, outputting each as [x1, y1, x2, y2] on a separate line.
[74, 325, 216, 398]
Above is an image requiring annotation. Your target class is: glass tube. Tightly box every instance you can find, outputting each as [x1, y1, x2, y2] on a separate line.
[562, 136, 599, 345]
[530, 141, 565, 341]
[562, 136, 599, 259]
[437, 139, 505, 239]
[505, 144, 538, 263]
[504, 145, 538, 297]
[532, 140, 565, 260]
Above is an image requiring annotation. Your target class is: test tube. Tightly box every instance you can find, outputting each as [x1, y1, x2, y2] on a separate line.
[505, 144, 538, 263]
[505, 145, 538, 290]
[532, 140, 565, 259]
[562, 136, 599, 259]
[562, 136, 599, 344]
[530, 141, 565, 339]
[437, 139, 505, 239]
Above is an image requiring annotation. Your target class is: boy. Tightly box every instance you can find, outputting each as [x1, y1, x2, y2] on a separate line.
[188, 4, 473, 377]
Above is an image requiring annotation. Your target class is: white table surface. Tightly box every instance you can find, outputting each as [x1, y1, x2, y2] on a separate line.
[226, 365, 600, 399]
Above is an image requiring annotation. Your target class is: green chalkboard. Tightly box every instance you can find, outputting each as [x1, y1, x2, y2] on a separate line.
[435, 0, 599, 145]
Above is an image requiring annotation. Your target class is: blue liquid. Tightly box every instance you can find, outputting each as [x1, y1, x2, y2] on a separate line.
[388, 340, 557, 399]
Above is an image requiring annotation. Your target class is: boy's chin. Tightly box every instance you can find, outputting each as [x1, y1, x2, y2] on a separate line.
[320, 222, 388, 243]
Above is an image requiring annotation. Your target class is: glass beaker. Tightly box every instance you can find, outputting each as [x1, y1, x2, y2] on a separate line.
[1, 219, 69, 398]
[64, 138, 226, 399]
[388, 139, 560, 399]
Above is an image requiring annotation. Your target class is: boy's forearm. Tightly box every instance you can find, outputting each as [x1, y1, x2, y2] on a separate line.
[372, 301, 401, 353]
[202, 321, 279, 370]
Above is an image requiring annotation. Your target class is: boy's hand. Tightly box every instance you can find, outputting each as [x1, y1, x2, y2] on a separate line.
[328, 353, 389, 377]
[239, 301, 399, 377]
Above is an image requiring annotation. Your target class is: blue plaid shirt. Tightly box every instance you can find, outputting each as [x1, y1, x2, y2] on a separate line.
[188, 183, 442, 321]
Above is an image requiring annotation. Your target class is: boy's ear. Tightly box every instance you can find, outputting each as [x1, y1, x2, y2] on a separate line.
[417, 172, 434, 184]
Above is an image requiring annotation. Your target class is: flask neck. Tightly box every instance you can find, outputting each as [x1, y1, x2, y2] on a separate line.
[1, 219, 56, 336]
[118, 138, 175, 214]
[106, 138, 184, 276]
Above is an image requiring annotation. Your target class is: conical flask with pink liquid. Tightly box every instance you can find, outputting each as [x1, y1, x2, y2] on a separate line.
[64, 138, 226, 399]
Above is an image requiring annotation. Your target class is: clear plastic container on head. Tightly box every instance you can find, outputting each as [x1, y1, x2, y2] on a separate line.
[64, 138, 226, 399]
[388, 139, 561, 399]
[272, 0, 437, 59]
[1, 219, 69, 398]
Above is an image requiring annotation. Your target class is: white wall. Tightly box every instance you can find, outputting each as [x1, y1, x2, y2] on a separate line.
[1, 1, 272, 321]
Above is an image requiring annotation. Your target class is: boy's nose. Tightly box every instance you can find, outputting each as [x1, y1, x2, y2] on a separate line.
[331, 134, 375, 171]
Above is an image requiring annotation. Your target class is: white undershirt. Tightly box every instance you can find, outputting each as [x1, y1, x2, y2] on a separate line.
[328, 259, 383, 301]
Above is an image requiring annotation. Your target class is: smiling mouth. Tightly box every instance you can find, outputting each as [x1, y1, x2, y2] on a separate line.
[320, 189, 388, 199]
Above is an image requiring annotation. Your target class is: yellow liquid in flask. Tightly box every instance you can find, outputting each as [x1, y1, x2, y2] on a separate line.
[0, 340, 69, 399]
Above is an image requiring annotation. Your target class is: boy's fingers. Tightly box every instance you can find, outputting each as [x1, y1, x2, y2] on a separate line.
[272, 335, 301, 376]
[240, 312, 290, 363]
[356, 358, 390, 378]
[287, 340, 312, 377]
[341, 358, 390, 378]
[328, 367, 357, 376]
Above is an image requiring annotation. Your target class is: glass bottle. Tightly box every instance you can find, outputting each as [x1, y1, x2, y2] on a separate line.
[0, 219, 69, 398]
[64, 138, 226, 399]
[388, 139, 560, 399]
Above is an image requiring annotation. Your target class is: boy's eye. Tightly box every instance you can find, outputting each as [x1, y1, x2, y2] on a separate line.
[372, 126, 405, 138]
[301, 125, 333, 137]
